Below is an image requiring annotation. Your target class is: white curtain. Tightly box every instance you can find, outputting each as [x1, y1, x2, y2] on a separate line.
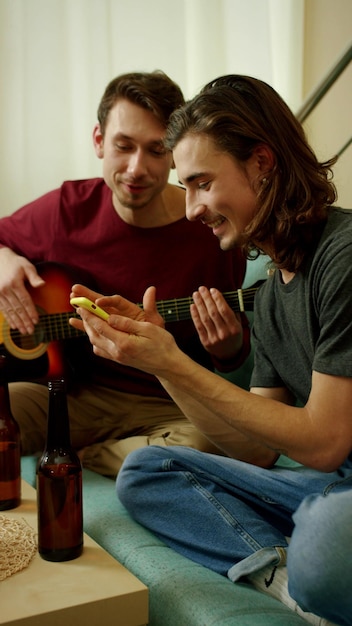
[0, 0, 304, 217]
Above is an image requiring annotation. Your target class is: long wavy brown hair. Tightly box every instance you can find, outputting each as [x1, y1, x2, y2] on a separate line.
[165, 75, 337, 272]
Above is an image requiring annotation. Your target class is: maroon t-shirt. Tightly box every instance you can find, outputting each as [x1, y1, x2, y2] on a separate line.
[0, 178, 250, 396]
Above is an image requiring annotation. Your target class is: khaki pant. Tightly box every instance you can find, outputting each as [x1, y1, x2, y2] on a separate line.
[10, 382, 219, 478]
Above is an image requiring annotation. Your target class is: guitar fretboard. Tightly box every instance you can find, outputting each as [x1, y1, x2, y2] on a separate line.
[154, 285, 259, 322]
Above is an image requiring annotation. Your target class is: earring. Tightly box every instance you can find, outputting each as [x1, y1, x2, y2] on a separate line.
[261, 177, 268, 185]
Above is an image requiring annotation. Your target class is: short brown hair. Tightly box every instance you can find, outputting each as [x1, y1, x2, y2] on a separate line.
[97, 70, 185, 136]
[165, 75, 337, 272]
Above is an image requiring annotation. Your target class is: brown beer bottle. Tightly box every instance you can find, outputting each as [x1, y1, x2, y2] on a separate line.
[37, 379, 83, 561]
[0, 355, 21, 510]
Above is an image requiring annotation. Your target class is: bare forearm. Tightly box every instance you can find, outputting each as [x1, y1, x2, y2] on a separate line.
[154, 352, 346, 471]
[159, 372, 277, 466]
[155, 352, 278, 465]
[76, 311, 351, 472]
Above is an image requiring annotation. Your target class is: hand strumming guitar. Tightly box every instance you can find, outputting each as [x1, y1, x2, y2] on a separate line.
[0, 247, 45, 335]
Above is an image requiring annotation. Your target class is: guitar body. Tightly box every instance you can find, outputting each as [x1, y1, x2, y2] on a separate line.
[0, 263, 85, 383]
[0, 261, 264, 384]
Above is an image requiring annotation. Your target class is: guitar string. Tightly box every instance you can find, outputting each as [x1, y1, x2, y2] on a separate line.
[4, 313, 82, 347]
[155, 288, 258, 317]
[41, 288, 258, 323]
[3, 287, 259, 344]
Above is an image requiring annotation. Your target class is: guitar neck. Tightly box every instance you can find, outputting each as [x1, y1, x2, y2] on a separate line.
[154, 283, 261, 323]
[35, 284, 260, 339]
[52, 284, 260, 332]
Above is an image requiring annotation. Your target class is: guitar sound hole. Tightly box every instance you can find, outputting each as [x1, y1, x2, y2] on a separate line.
[9, 326, 45, 350]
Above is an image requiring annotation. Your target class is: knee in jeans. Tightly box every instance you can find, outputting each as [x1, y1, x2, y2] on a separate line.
[116, 445, 166, 505]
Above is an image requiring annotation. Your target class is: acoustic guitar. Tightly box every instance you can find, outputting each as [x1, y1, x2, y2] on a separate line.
[0, 262, 263, 383]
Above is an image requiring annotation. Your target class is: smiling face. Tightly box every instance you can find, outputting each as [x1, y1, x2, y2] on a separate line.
[93, 98, 173, 219]
[174, 133, 261, 250]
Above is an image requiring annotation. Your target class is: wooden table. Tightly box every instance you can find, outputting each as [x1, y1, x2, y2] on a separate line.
[0, 481, 148, 626]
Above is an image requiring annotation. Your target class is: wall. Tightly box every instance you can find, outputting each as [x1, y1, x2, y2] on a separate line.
[303, 0, 352, 207]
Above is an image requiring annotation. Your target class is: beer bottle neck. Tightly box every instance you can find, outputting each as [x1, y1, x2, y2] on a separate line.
[45, 384, 71, 449]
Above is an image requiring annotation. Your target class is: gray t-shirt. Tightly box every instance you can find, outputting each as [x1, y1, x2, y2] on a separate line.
[250, 207, 352, 405]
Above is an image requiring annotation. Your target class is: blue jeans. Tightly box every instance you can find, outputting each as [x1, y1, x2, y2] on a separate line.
[288, 490, 352, 626]
[116, 446, 352, 582]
